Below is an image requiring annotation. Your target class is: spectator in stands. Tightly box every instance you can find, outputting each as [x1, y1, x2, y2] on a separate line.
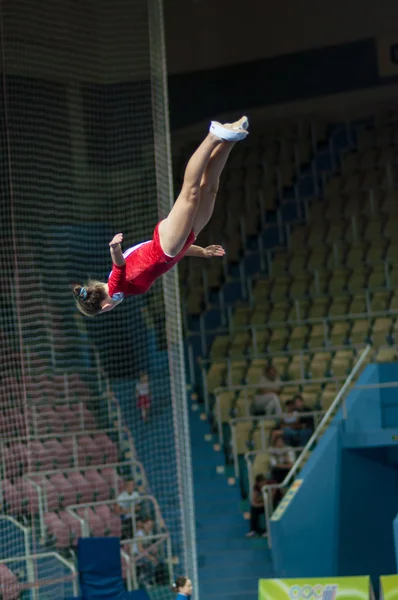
[281, 399, 299, 426]
[136, 372, 151, 423]
[133, 518, 159, 585]
[246, 473, 267, 538]
[251, 366, 282, 416]
[115, 479, 141, 539]
[275, 399, 300, 445]
[269, 434, 295, 483]
[294, 394, 314, 444]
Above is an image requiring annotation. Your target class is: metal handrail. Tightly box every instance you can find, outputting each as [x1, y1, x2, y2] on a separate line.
[203, 343, 374, 410]
[122, 532, 173, 590]
[244, 447, 305, 498]
[0, 516, 32, 587]
[204, 343, 368, 367]
[192, 304, 397, 342]
[0, 551, 78, 598]
[215, 376, 343, 395]
[25, 459, 147, 538]
[121, 549, 134, 590]
[231, 410, 326, 426]
[1, 426, 123, 445]
[194, 307, 398, 340]
[66, 495, 166, 539]
[262, 344, 371, 548]
[0, 426, 135, 476]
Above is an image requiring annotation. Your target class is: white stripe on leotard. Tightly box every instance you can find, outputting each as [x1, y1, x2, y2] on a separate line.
[123, 239, 174, 259]
[122, 241, 150, 258]
[108, 239, 174, 301]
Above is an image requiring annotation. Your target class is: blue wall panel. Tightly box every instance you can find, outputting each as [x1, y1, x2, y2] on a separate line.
[338, 448, 398, 587]
[270, 363, 398, 582]
[271, 421, 342, 577]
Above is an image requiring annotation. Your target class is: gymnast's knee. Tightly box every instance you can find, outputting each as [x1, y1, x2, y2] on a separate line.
[200, 180, 219, 197]
[181, 184, 201, 206]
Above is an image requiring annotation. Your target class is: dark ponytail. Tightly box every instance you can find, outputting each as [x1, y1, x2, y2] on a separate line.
[172, 576, 187, 593]
[71, 280, 108, 317]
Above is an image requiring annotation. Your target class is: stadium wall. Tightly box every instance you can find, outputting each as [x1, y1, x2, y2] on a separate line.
[338, 447, 397, 584]
[168, 38, 398, 129]
[164, 0, 398, 74]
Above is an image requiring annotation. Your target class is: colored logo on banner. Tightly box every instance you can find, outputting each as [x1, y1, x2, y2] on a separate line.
[271, 479, 303, 521]
[259, 577, 373, 600]
[380, 575, 398, 600]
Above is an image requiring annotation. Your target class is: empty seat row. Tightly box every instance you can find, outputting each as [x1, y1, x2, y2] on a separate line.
[210, 316, 397, 359]
[2, 434, 119, 476]
[44, 504, 122, 549]
[27, 403, 97, 434]
[207, 345, 394, 395]
[2, 467, 124, 516]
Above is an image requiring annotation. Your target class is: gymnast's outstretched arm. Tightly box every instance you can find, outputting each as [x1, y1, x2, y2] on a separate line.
[185, 244, 225, 258]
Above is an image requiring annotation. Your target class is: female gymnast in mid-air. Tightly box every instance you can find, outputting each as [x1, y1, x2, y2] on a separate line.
[73, 116, 249, 317]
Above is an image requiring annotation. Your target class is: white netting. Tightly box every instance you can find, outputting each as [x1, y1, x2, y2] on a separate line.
[0, 0, 196, 598]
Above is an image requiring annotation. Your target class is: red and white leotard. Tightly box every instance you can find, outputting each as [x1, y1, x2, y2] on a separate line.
[108, 221, 195, 298]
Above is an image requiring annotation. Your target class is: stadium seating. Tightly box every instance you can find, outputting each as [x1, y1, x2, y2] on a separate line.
[0, 564, 20, 600]
[0, 360, 166, 590]
[178, 111, 398, 506]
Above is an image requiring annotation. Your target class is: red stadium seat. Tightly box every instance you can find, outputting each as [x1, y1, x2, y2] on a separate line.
[85, 469, 111, 501]
[0, 564, 20, 600]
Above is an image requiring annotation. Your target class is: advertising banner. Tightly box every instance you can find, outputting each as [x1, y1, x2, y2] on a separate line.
[259, 576, 373, 600]
[380, 575, 398, 600]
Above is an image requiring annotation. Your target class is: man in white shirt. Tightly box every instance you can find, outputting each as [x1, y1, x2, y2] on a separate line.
[115, 479, 140, 539]
[252, 366, 283, 416]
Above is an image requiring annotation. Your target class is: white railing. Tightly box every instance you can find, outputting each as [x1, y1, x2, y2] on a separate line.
[29, 400, 117, 436]
[0, 552, 78, 599]
[262, 344, 371, 548]
[122, 532, 173, 591]
[231, 411, 325, 478]
[24, 348, 122, 440]
[25, 459, 147, 538]
[0, 516, 33, 588]
[194, 297, 397, 353]
[244, 448, 305, 499]
[66, 495, 165, 539]
[215, 376, 341, 444]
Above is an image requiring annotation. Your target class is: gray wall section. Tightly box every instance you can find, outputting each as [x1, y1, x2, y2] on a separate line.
[164, 0, 398, 74]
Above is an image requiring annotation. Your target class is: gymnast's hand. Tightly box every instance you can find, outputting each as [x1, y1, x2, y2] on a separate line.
[109, 233, 124, 248]
[204, 245, 225, 258]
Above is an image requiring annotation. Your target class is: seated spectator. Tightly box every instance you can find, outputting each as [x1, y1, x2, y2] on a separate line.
[133, 518, 160, 586]
[281, 399, 299, 426]
[293, 394, 314, 446]
[275, 399, 300, 446]
[115, 479, 141, 539]
[294, 394, 315, 430]
[251, 366, 282, 416]
[246, 473, 267, 538]
[278, 395, 314, 447]
[269, 434, 295, 483]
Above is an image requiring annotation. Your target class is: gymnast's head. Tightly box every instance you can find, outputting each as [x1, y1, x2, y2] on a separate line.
[72, 281, 120, 317]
